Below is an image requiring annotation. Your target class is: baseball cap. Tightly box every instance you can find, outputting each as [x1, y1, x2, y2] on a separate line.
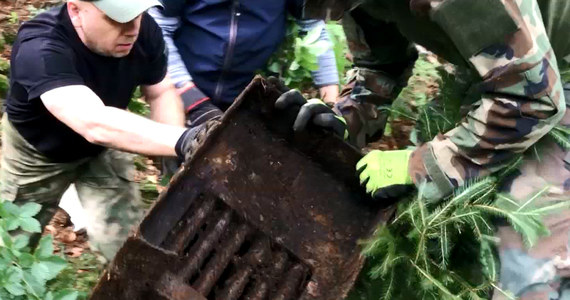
[88, 0, 163, 23]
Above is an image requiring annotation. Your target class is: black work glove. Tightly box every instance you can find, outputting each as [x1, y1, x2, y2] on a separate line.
[275, 89, 348, 139]
[174, 119, 221, 162]
[180, 84, 223, 128]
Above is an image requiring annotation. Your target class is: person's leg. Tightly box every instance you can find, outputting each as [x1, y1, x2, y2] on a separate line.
[75, 149, 144, 262]
[339, 8, 418, 148]
[493, 135, 570, 299]
[0, 115, 79, 246]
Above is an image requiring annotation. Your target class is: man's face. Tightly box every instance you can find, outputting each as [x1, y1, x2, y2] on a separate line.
[68, 1, 142, 58]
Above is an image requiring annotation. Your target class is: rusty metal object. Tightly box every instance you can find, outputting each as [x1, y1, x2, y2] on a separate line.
[193, 223, 252, 295]
[162, 195, 216, 253]
[90, 76, 390, 300]
[214, 237, 270, 300]
[273, 264, 309, 300]
[242, 250, 289, 300]
[179, 208, 233, 279]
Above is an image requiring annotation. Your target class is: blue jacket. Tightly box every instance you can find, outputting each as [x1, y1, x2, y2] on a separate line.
[152, 0, 339, 107]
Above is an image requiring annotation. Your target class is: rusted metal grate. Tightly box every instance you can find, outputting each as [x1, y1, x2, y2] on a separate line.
[160, 194, 311, 299]
[90, 77, 390, 300]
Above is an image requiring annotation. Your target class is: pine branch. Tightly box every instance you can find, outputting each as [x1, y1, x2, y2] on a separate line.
[548, 125, 570, 150]
[411, 260, 461, 300]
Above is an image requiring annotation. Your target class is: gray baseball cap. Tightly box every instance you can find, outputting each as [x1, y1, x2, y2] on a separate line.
[89, 0, 163, 23]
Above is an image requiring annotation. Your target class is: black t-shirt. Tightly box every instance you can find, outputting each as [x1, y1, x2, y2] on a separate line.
[6, 5, 167, 162]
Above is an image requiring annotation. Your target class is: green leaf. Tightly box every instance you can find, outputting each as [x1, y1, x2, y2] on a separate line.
[19, 203, 41, 218]
[303, 26, 322, 44]
[23, 268, 46, 296]
[0, 230, 12, 248]
[0, 202, 19, 217]
[45, 291, 55, 300]
[51, 289, 79, 300]
[19, 217, 41, 233]
[12, 235, 29, 250]
[39, 256, 67, 281]
[18, 253, 35, 268]
[5, 217, 20, 231]
[307, 40, 330, 57]
[31, 262, 50, 282]
[6, 266, 23, 284]
[4, 282, 25, 296]
[289, 60, 300, 71]
[267, 61, 282, 73]
[35, 236, 54, 259]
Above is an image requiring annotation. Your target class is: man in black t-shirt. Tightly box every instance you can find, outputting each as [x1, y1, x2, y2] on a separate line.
[1, 0, 210, 261]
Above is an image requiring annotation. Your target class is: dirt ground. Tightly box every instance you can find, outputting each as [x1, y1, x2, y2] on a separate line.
[0, 0, 64, 58]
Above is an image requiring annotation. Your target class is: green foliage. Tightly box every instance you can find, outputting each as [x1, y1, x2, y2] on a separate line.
[415, 67, 464, 143]
[8, 12, 19, 25]
[350, 58, 569, 298]
[561, 68, 570, 84]
[27, 6, 49, 19]
[348, 169, 563, 300]
[0, 74, 9, 101]
[47, 252, 103, 300]
[548, 124, 570, 150]
[0, 58, 10, 101]
[324, 22, 351, 84]
[263, 19, 349, 90]
[0, 201, 78, 300]
[0, 34, 5, 53]
[127, 87, 150, 117]
[390, 54, 444, 135]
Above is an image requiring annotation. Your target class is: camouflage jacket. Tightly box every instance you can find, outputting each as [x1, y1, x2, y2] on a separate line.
[347, 0, 570, 200]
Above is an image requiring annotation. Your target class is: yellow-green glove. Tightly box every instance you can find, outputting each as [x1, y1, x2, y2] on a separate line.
[356, 150, 414, 199]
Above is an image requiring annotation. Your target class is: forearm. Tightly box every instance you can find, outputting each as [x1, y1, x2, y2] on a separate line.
[42, 85, 186, 157]
[84, 106, 185, 157]
[147, 86, 185, 126]
[409, 0, 567, 200]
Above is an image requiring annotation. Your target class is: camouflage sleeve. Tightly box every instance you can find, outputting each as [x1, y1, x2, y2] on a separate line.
[409, 0, 567, 200]
[338, 7, 417, 147]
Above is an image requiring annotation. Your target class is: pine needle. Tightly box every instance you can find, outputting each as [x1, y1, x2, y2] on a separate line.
[411, 260, 461, 300]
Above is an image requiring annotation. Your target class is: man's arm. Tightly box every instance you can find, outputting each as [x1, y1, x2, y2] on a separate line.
[408, 0, 566, 200]
[142, 76, 185, 126]
[41, 85, 186, 157]
[296, 19, 340, 104]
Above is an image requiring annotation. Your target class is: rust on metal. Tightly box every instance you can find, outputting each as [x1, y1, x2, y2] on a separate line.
[90, 76, 390, 300]
[162, 195, 216, 253]
[179, 208, 233, 279]
[242, 250, 289, 300]
[215, 237, 271, 300]
[193, 223, 252, 295]
[154, 272, 207, 300]
[273, 264, 309, 300]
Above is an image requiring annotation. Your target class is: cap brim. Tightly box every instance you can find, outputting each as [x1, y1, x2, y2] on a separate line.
[93, 0, 163, 23]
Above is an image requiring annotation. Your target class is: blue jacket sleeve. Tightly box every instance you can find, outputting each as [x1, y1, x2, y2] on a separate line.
[148, 7, 193, 88]
[297, 19, 340, 87]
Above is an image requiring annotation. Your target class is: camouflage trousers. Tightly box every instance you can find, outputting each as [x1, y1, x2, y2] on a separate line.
[0, 115, 144, 261]
[491, 97, 570, 299]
